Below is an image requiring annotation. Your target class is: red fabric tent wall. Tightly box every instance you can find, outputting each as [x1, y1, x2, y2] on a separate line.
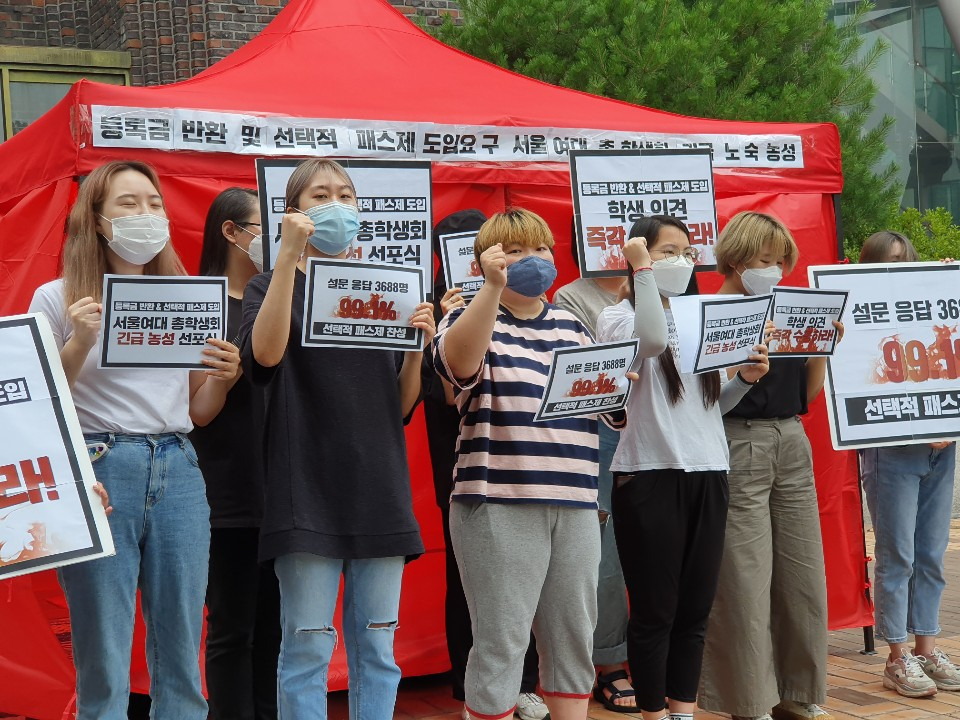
[0, 1, 868, 718]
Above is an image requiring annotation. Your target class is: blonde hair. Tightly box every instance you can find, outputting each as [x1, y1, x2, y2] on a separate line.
[63, 161, 185, 305]
[284, 159, 356, 210]
[474, 207, 555, 262]
[859, 231, 919, 264]
[714, 211, 799, 276]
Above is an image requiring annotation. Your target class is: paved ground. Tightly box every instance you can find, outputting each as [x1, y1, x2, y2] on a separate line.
[6, 521, 960, 720]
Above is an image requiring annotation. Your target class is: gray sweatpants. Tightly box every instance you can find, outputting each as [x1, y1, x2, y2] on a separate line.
[450, 500, 600, 718]
[698, 417, 828, 716]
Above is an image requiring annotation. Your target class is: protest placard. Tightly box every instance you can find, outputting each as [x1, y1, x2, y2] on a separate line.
[534, 340, 640, 422]
[768, 287, 847, 357]
[255, 158, 433, 294]
[0, 314, 114, 580]
[670, 294, 771, 374]
[302, 258, 426, 351]
[99, 276, 227, 369]
[439, 231, 484, 298]
[570, 148, 718, 277]
[810, 262, 960, 448]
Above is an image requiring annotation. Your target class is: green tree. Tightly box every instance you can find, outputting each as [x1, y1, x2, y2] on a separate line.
[436, 0, 900, 246]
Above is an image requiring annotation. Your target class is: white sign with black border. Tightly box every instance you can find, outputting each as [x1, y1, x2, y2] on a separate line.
[99, 276, 227, 369]
[810, 262, 960, 448]
[0, 314, 115, 579]
[255, 158, 433, 295]
[768, 287, 847, 357]
[302, 258, 426, 351]
[671, 294, 772, 374]
[534, 340, 640, 421]
[570, 148, 718, 277]
[439, 231, 483, 298]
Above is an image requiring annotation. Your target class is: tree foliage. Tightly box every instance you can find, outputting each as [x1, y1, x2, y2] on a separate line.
[844, 206, 960, 261]
[436, 0, 901, 246]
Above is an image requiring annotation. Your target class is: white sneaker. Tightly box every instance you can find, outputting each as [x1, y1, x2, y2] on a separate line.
[917, 647, 960, 691]
[772, 702, 834, 720]
[516, 692, 550, 720]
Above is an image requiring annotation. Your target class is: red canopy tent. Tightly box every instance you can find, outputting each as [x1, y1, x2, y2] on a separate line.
[0, 0, 867, 717]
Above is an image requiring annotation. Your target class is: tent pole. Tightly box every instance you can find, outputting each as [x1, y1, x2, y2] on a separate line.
[833, 194, 845, 261]
[855, 449, 877, 655]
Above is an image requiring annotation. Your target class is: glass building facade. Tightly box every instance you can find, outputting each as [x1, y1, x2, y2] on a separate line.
[833, 0, 960, 217]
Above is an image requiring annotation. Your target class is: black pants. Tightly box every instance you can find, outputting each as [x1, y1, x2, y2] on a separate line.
[440, 498, 540, 700]
[611, 469, 728, 712]
[205, 527, 282, 720]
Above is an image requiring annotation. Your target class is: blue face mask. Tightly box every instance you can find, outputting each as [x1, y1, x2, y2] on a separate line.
[505, 255, 557, 297]
[302, 201, 359, 256]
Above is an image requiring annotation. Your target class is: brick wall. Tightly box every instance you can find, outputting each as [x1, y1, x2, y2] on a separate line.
[0, 0, 461, 86]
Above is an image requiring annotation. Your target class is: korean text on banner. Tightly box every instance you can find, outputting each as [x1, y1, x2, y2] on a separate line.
[302, 258, 426, 351]
[570, 148, 718, 277]
[99, 276, 228, 369]
[255, 159, 433, 294]
[811, 262, 960, 448]
[0, 314, 114, 580]
[439, 231, 483, 299]
[671, 294, 772, 375]
[535, 340, 640, 422]
[768, 287, 848, 357]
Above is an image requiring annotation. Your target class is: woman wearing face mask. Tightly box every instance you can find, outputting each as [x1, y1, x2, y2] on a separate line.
[28, 161, 241, 720]
[191, 187, 281, 720]
[856, 232, 960, 696]
[596, 215, 769, 720]
[237, 159, 434, 719]
[698, 212, 842, 720]
[434, 208, 605, 720]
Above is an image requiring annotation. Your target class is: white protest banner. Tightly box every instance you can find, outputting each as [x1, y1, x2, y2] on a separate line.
[670, 294, 771, 374]
[92, 106, 806, 169]
[302, 258, 426, 351]
[0, 314, 114, 580]
[99, 276, 227, 369]
[810, 262, 960, 448]
[768, 287, 848, 357]
[255, 159, 433, 294]
[570, 148, 718, 277]
[439, 231, 483, 298]
[534, 340, 640, 422]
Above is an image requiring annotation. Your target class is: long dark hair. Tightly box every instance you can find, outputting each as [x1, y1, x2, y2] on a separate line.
[199, 188, 259, 276]
[626, 215, 721, 408]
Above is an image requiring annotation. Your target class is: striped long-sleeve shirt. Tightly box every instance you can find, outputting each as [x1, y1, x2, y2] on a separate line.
[433, 303, 599, 508]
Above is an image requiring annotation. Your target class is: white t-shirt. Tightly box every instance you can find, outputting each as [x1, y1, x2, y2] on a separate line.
[597, 300, 730, 473]
[29, 279, 193, 435]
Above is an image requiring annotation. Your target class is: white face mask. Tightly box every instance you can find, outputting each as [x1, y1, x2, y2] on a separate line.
[100, 213, 169, 265]
[236, 225, 264, 272]
[651, 256, 695, 297]
[740, 266, 782, 296]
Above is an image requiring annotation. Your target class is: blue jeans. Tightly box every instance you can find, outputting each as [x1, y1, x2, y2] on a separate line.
[861, 443, 956, 643]
[594, 422, 628, 665]
[274, 553, 405, 720]
[60, 433, 209, 720]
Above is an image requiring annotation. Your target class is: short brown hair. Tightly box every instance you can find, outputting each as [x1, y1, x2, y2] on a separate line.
[63, 161, 185, 304]
[859, 231, 919, 264]
[284, 159, 356, 210]
[714, 211, 799, 276]
[474, 207, 555, 262]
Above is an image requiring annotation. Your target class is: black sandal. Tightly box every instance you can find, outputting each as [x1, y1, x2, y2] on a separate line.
[593, 669, 637, 713]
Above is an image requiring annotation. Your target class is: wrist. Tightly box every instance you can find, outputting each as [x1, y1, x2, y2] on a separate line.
[633, 266, 652, 276]
[736, 370, 757, 385]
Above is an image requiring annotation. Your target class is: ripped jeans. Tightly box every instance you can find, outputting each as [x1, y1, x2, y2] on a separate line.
[274, 553, 405, 720]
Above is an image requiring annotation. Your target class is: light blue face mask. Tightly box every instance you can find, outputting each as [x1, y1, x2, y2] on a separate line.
[505, 255, 558, 297]
[302, 201, 360, 256]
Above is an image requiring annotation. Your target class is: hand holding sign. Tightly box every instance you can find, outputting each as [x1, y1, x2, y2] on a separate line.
[480, 243, 506, 289]
[409, 302, 437, 345]
[199, 337, 241, 379]
[440, 287, 465, 316]
[735, 339, 771, 384]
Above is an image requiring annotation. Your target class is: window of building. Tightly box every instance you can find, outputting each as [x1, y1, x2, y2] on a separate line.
[0, 47, 130, 141]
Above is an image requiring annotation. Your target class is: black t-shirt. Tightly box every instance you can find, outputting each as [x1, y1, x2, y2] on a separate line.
[239, 270, 424, 563]
[190, 296, 265, 528]
[726, 356, 808, 420]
